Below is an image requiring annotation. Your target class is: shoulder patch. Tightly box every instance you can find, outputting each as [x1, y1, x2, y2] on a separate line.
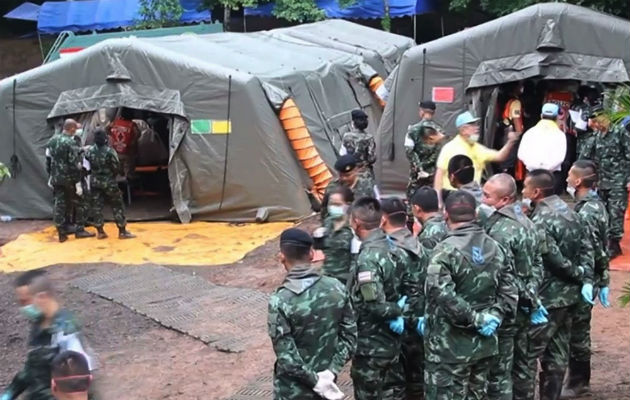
[472, 246, 485, 265]
[358, 271, 373, 283]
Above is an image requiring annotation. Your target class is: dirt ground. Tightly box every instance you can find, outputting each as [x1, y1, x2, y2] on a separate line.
[0, 219, 628, 400]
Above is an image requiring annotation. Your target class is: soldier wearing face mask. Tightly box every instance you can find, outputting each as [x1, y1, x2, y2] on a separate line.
[2, 271, 93, 400]
[434, 111, 520, 205]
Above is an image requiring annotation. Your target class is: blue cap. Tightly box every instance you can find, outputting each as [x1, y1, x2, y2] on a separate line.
[455, 111, 480, 128]
[541, 103, 559, 117]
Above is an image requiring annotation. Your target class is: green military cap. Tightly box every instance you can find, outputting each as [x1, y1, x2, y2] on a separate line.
[334, 154, 358, 173]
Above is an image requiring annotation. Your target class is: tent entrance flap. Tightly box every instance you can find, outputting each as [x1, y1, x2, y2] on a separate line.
[48, 83, 192, 223]
[467, 52, 630, 90]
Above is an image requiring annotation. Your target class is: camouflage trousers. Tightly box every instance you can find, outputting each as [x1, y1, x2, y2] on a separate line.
[351, 355, 397, 400]
[564, 298, 593, 389]
[385, 334, 424, 400]
[424, 357, 491, 400]
[53, 184, 87, 231]
[513, 305, 574, 400]
[599, 187, 628, 241]
[511, 309, 534, 400]
[91, 183, 127, 229]
[487, 330, 516, 400]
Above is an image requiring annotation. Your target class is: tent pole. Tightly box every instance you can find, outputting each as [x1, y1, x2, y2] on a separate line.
[219, 75, 232, 210]
[244, 14, 247, 32]
[440, 15, 445, 37]
[37, 32, 45, 62]
[413, 15, 417, 42]
[421, 48, 427, 99]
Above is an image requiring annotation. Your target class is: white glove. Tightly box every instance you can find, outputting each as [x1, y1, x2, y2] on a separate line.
[75, 182, 83, 197]
[313, 374, 344, 400]
[47, 177, 53, 190]
[317, 370, 336, 383]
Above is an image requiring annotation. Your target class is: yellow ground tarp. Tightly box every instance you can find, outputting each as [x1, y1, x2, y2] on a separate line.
[0, 222, 292, 272]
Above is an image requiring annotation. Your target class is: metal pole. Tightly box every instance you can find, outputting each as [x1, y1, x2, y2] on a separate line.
[441, 15, 445, 36]
[413, 14, 417, 43]
[219, 75, 232, 210]
[421, 48, 427, 100]
[243, 13, 247, 32]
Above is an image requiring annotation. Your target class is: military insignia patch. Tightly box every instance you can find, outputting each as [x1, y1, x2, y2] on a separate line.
[472, 246, 485, 265]
[358, 271, 373, 283]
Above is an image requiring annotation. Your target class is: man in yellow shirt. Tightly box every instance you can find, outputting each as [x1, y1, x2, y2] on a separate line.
[434, 111, 519, 202]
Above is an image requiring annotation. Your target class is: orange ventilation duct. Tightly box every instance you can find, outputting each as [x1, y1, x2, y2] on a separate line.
[368, 75, 386, 107]
[279, 98, 333, 200]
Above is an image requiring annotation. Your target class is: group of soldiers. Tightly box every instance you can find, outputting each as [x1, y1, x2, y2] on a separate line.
[46, 119, 135, 242]
[268, 100, 626, 400]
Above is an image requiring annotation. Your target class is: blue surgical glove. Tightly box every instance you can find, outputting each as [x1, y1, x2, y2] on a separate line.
[416, 317, 425, 336]
[477, 314, 501, 337]
[530, 305, 549, 325]
[599, 286, 611, 308]
[389, 316, 405, 335]
[581, 283, 595, 305]
[1, 391, 13, 400]
[397, 295, 408, 309]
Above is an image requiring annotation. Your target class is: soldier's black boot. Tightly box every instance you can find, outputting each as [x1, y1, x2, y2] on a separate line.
[608, 239, 622, 259]
[58, 230, 68, 243]
[96, 227, 108, 240]
[540, 371, 564, 400]
[75, 229, 95, 239]
[118, 227, 136, 239]
[560, 359, 591, 398]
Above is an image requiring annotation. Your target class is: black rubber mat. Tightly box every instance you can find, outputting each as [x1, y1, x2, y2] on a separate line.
[224, 366, 354, 400]
[71, 265, 269, 353]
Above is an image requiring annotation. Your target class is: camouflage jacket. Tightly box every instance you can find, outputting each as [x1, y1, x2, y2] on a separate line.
[424, 223, 517, 363]
[404, 119, 443, 180]
[6, 309, 84, 400]
[47, 133, 81, 186]
[387, 228, 429, 329]
[461, 181, 483, 205]
[85, 144, 121, 188]
[485, 203, 543, 311]
[574, 190, 610, 287]
[530, 195, 594, 309]
[321, 175, 376, 221]
[321, 217, 355, 285]
[341, 129, 376, 169]
[349, 229, 404, 359]
[268, 264, 356, 399]
[580, 124, 630, 188]
[417, 214, 449, 250]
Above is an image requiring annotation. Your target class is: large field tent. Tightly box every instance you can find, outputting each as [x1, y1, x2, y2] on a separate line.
[377, 2, 630, 193]
[265, 19, 416, 77]
[0, 29, 388, 222]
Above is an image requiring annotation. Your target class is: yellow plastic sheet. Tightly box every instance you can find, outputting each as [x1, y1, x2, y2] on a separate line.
[0, 222, 292, 272]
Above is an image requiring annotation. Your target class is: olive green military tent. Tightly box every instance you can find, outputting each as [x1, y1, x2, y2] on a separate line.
[377, 2, 630, 193]
[0, 31, 384, 222]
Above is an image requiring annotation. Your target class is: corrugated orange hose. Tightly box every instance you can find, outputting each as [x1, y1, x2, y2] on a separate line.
[279, 98, 332, 200]
[369, 76, 386, 107]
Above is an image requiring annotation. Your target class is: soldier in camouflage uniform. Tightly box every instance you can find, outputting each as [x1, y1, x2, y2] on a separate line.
[313, 185, 355, 285]
[268, 228, 357, 400]
[321, 155, 378, 221]
[85, 129, 135, 240]
[481, 174, 544, 400]
[47, 119, 95, 242]
[423, 190, 518, 400]
[411, 187, 449, 250]
[579, 113, 630, 258]
[340, 110, 376, 180]
[381, 198, 429, 400]
[562, 161, 611, 397]
[404, 101, 445, 205]
[348, 198, 405, 400]
[519, 169, 595, 400]
[2, 270, 92, 400]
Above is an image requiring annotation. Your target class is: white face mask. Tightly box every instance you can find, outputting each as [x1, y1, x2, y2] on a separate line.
[566, 186, 576, 199]
[522, 198, 532, 208]
[327, 205, 347, 219]
[469, 134, 480, 143]
[75, 128, 84, 136]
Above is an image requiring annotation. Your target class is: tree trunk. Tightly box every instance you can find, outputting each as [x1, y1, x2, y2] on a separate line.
[382, 0, 391, 32]
[223, 6, 231, 31]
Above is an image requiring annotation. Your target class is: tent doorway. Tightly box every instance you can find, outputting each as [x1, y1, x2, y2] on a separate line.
[47, 83, 191, 222]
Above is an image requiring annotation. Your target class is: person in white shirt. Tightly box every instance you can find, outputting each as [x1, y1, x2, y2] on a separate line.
[517, 103, 567, 193]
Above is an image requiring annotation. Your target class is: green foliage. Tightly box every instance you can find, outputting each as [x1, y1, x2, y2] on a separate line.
[272, 0, 325, 22]
[619, 281, 630, 307]
[448, 0, 629, 18]
[337, 0, 357, 8]
[603, 84, 630, 125]
[381, 14, 391, 31]
[0, 162, 11, 184]
[201, 0, 260, 11]
[136, 0, 184, 29]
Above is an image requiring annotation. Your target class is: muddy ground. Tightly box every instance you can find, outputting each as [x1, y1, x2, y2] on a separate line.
[0, 219, 628, 400]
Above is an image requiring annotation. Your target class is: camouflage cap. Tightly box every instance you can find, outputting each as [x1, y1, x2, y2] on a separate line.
[334, 154, 358, 173]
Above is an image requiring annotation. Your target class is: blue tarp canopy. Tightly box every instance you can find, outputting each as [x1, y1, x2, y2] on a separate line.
[245, 0, 435, 18]
[3, 2, 40, 21]
[34, 0, 210, 33]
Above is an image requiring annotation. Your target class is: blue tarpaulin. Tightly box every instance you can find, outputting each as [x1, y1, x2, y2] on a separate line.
[36, 0, 211, 33]
[245, 0, 435, 18]
[3, 2, 41, 21]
